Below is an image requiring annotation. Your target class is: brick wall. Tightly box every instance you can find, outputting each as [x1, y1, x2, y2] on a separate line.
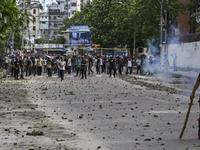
[178, 0, 191, 36]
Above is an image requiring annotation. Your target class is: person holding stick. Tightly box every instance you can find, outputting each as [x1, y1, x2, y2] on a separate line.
[180, 74, 200, 139]
[190, 74, 200, 100]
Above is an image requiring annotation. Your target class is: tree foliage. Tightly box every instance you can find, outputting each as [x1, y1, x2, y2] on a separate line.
[0, 0, 32, 53]
[60, 0, 193, 49]
[0, 0, 30, 40]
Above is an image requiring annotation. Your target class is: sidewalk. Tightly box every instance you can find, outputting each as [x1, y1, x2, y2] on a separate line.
[170, 69, 199, 79]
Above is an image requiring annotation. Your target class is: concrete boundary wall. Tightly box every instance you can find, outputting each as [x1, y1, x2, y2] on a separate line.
[166, 41, 200, 69]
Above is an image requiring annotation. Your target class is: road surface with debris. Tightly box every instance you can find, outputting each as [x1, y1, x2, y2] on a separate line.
[0, 73, 200, 150]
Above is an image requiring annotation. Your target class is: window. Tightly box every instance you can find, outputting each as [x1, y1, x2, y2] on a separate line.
[33, 26, 35, 31]
[54, 24, 57, 27]
[71, 3, 76, 6]
[45, 16, 47, 19]
[42, 22, 45, 24]
[33, 35, 35, 37]
[49, 16, 51, 19]
[54, 16, 56, 19]
[33, 9, 36, 14]
[58, 2, 60, 5]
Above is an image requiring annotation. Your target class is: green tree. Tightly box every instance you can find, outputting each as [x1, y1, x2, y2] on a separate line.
[60, 0, 193, 56]
[55, 36, 66, 44]
[0, 0, 30, 40]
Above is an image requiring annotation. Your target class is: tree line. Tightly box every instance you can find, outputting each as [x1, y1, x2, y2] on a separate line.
[60, 0, 198, 56]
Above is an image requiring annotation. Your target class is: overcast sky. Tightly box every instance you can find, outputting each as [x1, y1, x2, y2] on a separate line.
[40, 0, 56, 10]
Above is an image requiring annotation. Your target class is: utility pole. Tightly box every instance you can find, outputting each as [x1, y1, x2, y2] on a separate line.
[21, 0, 25, 56]
[160, 0, 163, 50]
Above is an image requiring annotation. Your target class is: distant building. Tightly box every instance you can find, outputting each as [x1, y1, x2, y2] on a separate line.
[17, 0, 41, 52]
[177, 0, 200, 42]
[46, 1, 66, 40]
[39, 12, 49, 39]
[68, 0, 92, 18]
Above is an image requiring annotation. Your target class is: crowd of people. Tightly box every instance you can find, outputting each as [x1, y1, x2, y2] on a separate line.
[0, 54, 166, 81]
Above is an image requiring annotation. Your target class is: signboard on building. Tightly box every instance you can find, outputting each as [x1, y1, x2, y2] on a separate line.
[34, 44, 64, 49]
[40, 23, 48, 29]
[70, 26, 90, 31]
[69, 26, 91, 45]
[91, 44, 100, 48]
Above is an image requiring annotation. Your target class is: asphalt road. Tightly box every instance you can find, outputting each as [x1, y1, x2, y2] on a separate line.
[24, 72, 200, 150]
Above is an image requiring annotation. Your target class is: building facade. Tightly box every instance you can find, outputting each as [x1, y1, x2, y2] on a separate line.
[46, 0, 66, 40]
[17, 0, 41, 52]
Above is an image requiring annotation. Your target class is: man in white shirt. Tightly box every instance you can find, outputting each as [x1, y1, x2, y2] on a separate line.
[67, 56, 72, 74]
[59, 57, 66, 81]
[100, 56, 103, 73]
[126, 57, 133, 74]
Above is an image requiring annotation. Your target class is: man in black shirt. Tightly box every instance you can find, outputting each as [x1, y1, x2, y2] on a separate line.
[88, 56, 94, 75]
[26, 57, 31, 76]
[109, 56, 116, 77]
[31, 56, 36, 76]
[81, 57, 87, 79]
[14, 57, 20, 80]
[117, 57, 122, 75]
[96, 56, 100, 74]
[10, 56, 15, 77]
[19, 56, 25, 79]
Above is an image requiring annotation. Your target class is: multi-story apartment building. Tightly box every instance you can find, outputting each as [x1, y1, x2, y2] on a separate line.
[68, 0, 77, 18]
[68, 0, 92, 18]
[39, 0, 66, 40]
[17, 0, 41, 51]
[39, 12, 49, 39]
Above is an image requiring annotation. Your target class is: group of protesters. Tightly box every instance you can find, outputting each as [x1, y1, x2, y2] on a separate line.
[0, 53, 163, 81]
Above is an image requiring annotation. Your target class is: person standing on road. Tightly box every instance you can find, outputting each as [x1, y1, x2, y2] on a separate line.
[31, 56, 36, 76]
[81, 57, 87, 79]
[88, 56, 94, 76]
[46, 57, 52, 77]
[14, 57, 20, 80]
[59, 57, 66, 81]
[117, 56, 122, 75]
[43, 57, 47, 73]
[26, 57, 32, 76]
[136, 57, 141, 75]
[68, 56, 72, 75]
[173, 53, 177, 71]
[10, 56, 15, 77]
[19, 56, 25, 79]
[100, 56, 103, 73]
[4, 55, 9, 70]
[75, 56, 81, 77]
[109, 56, 116, 78]
[64, 56, 68, 74]
[37, 56, 43, 76]
[96, 56, 100, 74]
[126, 57, 133, 74]
[190, 74, 200, 100]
